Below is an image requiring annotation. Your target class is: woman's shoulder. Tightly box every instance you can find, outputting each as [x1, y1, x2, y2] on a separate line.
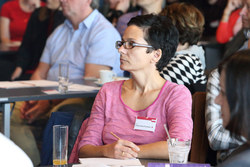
[163, 80, 190, 96]
[160, 81, 192, 104]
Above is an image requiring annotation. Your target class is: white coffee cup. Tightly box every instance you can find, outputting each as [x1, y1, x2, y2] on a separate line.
[99, 70, 116, 84]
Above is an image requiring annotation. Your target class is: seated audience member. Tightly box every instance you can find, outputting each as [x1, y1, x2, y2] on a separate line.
[0, 132, 33, 167]
[196, 0, 227, 39]
[116, 0, 165, 36]
[77, 14, 193, 160]
[214, 50, 250, 166]
[10, 0, 65, 81]
[0, 0, 44, 46]
[205, 1, 250, 158]
[205, 66, 246, 164]
[103, 0, 138, 26]
[223, 0, 250, 61]
[159, 3, 207, 94]
[216, 0, 242, 44]
[7, 0, 122, 165]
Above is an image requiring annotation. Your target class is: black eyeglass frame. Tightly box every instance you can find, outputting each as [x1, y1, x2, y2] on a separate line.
[115, 41, 153, 49]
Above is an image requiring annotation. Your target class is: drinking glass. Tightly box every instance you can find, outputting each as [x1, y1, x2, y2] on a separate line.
[167, 139, 191, 163]
[58, 62, 69, 93]
[53, 125, 68, 165]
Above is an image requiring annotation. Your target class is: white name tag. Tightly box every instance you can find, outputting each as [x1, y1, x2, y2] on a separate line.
[134, 116, 157, 132]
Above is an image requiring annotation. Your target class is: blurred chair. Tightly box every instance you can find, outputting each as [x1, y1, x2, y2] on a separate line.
[40, 104, 90, 165]
[201, 43, 224, 75]
[190, 92, 210, 163]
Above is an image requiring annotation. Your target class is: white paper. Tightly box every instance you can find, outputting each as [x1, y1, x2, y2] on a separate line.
[0, 80, 58, 89]
[42, 89, 60, 94]
[0, 80, 100, 91]
[69, 84, 100, 92]
[78, 158, 142, 167]
[19, 80, 58, 87]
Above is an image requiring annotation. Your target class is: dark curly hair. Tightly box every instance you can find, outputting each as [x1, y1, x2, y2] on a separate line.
[127, 14, 179, 72]
[160, 2, 204, 45]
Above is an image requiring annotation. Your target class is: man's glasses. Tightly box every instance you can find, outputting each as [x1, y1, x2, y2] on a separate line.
[115, 41, 153, 49]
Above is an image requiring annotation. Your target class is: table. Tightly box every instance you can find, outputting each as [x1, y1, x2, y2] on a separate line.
[39, 159, 169, 167]
[0, 79, 99, 138]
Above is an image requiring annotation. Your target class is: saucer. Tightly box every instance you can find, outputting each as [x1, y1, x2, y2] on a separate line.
[94, 80, 104, 87]
[94, 77, 130, 87]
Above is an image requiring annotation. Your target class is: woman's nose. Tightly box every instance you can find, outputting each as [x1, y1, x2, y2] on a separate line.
[118, 45, 126, 54]
[240, 5, 247, 17]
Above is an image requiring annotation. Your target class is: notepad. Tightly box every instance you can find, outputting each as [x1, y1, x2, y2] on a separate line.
[77, 158, 143, 167]
[147, 162, 210, 167]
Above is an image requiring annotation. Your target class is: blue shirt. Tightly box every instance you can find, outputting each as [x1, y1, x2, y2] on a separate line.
[40, 9, 123, 81]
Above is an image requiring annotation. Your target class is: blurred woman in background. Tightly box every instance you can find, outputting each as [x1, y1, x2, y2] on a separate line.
[160, 2, 207, 94]
[215, 49, 250, 166]
[0, 0, 44, 46]
[11, 0, 65, 80]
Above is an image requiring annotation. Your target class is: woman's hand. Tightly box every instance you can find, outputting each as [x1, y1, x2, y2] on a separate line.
[116, 0, 130, 13]
[103, 139, 140, 159]
[11, 67, 23, 80]
[225, 0, 242, 15]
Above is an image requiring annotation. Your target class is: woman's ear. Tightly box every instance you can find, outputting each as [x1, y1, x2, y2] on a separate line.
[152, 49, 162, 63]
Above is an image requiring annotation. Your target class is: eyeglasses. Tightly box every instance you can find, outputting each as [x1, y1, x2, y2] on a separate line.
[115, 41, 153, 49]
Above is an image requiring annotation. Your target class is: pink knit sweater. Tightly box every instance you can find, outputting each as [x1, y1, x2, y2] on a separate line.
[69, 80, 193, 163]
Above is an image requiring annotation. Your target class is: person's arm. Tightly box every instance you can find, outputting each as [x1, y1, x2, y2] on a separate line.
[78, 85, 139, 159]
[80, 140, 140, 159]
[11, 9, 39, 80]
[30, 62, 50, 80]
[192, 54, 207, 83]
[19, 62, 50, 123]
[221, 0, 241, 23]
[205, 69, 245, 150]
[84, 23, 121, 77]
[80, 140, 168, 159]
[0, 16, 10, 44]
[11, 67, 23, 81]
[21, 62, 62, 123]
[84, 63, 111, 78]
[137, 84, 192, 159]
[216, 0, 242, 43]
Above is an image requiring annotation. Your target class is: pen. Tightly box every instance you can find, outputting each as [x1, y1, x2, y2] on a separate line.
[110, 132, 140, 154]
[110, 131, 120, 140]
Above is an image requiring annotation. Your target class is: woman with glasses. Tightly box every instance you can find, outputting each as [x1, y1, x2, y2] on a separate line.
[75, 14, 193, 160]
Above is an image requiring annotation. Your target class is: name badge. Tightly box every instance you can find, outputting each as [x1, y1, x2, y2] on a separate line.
[134, 116, 157, 132]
